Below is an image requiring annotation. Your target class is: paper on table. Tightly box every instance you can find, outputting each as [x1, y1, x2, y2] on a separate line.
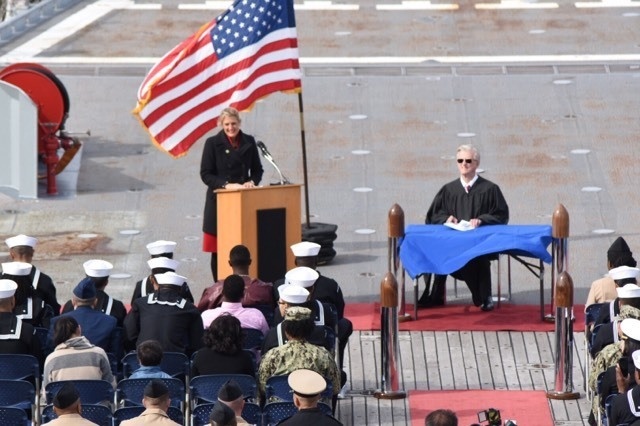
[444, 220, 473, 231]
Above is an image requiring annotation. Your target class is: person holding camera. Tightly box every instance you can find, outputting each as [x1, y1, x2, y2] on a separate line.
[609, 349, 640, 426]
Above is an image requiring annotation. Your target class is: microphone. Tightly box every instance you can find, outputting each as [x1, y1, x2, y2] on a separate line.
[256, 140, 290, 185]
[256, 141, 273, 161]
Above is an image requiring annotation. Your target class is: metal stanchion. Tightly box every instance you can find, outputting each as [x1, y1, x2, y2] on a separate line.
[388, 204, 411, 322]
[547, 271, 580, 400]
[374, 272, 406, 400]
[547, 204, 569, 322]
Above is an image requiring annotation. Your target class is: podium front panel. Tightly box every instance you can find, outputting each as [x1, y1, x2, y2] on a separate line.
[216, 185, 301, 280]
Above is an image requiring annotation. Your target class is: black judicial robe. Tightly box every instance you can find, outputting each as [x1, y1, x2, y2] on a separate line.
[426, 175, 509, 226]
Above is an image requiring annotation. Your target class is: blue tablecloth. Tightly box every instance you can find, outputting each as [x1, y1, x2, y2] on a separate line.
[399, 224, 553, 279]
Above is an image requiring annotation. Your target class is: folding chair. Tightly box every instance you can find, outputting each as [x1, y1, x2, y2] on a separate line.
[242, 328, 265, 351]
[116, 378, 185, 409]
[44, 379, 114, 406]
[0, 406, 29, 425]
[0, 354, 40, 420]
[189, 374, 258, 406]
[262, 401, 298, 425]
[34, 326, 50, 356]
[0, 379, 35, 420]
[585, 302, 608, 397]
[251, 304, 275, 327]
[42, 403, 113, 426]
[121, 351, 190, 382]
[112, 405, 183, 425]
[265, 374, 333, 404]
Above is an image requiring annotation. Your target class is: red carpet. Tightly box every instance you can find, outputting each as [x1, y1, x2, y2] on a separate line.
[345, 303, 585, 332]
[409, 389, 553, 426]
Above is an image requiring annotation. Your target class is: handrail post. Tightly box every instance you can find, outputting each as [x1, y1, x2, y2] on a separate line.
[547, 270, 580, 400]
[548, 204, 569, 322]
[388, 204, 411, 322]
[374, 272, 406, 400]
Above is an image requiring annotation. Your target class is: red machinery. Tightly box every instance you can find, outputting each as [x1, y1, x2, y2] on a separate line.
[0, 63, 82, 195]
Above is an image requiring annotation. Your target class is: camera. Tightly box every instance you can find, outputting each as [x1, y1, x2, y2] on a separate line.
[470, 408, 517, 426]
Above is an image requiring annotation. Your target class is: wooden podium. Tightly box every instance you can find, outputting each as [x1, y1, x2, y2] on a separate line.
[216, 184, 301, 282]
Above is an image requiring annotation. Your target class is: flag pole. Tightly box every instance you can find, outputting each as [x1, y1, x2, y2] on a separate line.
[297, 92, 311, 228]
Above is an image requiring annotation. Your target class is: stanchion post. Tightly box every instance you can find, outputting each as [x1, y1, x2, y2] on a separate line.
[374, 272, 407, 400]
[547, 204, 569, 322]
[547, 270, 580, 400]
[388, 204, 411, 322]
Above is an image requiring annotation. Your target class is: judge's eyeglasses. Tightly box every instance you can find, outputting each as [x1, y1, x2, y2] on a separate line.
[457, 158, 474, 164]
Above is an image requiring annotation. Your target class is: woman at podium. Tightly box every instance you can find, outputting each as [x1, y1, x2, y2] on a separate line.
[200, 107, 264, 282]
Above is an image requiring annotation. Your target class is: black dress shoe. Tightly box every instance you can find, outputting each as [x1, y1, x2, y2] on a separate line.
[417, 297, 445, 309]
[480, 297, 494, 312]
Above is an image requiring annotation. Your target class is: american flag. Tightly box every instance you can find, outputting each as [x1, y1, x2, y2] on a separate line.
[133, 0, 302, 158]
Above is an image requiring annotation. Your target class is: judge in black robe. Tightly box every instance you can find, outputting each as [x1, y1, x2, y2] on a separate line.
[423, 144, 509, 311]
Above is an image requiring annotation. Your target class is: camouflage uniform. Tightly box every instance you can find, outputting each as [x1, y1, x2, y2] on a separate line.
[258, 339, 340, 400]
[589, 340, 623, 421]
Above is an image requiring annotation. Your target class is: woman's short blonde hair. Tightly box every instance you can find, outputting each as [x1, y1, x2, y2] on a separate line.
[217, 107, 241, 127]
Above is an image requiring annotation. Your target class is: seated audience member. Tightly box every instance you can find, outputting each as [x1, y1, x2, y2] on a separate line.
[1, 261, 54, 328]
[592, 265, 640, 329]
[277, 369, 342, 426]
[591, 284, 640, 358]
[62, 260, 127, 327]
[130, 239, 194, 304]
[425, 409, 458, 426]
[48, 382, 99, 426]
[217, 380, 250, 425]
[198, 245, 274, 312]
[0, 279, 44, 366]
[129, 339, 171, 379]
[586, 237, 637, 310]
[589, 318, 640, 425]
[191, 314, 255, 377]
[47, 278, 118, 355]
[262, 285, 333, 355]
[43, 316, 116, 397]
[258, 307, 340, 403]
[609, 349, 640, 426]
[5, 234, 60, 316]
[209, 402, 237, 426]
[124, 271, 203, 356]
[120, 379, 181, 426]
[201, 275, 269, 334]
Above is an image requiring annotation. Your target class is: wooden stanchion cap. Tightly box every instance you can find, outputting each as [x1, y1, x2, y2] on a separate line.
[556, 271, 574, 308]
[388, 204, 405, 238]
[380, 272, 398, 308]
[552, 204, 569, 239]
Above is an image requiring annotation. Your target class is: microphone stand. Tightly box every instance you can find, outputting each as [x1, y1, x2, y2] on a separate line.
[257, 141, 290, 185]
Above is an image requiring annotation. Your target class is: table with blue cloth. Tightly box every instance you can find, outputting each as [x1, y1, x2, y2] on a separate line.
[398, 224, 554, 320]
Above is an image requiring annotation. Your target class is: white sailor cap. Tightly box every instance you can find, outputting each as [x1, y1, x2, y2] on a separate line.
[632, 350, 640, 370]
[288, 369, 326, 397]
[2, 261, 32, 276]
[155, 271, 186, 286]
[146, 240, 177, 256]
[0, 279, 18, 298]
[285, 266, 319, 288]
[621, 318, 640, 342]
[83, 259, 113, 278]
[609, 266, 640, 281]
[278, 284, 310, 304]
[290, 241, 321, 258]
[147, 257, 179, 271]
[617, 284, 640, 299]
[5, 234, 37, 249]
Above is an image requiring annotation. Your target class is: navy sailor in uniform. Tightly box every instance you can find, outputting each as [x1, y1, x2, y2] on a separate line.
[1, 261, 54, 329]
[124, 271, 203, 356]
[5, 234, 60, 316]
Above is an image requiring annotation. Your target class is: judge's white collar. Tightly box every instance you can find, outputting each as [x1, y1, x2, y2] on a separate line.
[460, 175, 478, 187]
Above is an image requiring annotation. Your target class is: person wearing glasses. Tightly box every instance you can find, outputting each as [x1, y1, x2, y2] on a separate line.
[420, 144, 509, 312]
